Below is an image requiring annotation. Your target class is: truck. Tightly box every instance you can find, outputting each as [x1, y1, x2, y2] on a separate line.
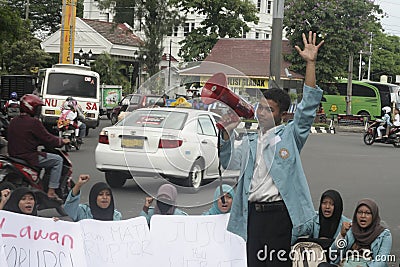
[0, 75, 37, 108]
[100, 85, 122, 119]
[39, 64, 101, 135]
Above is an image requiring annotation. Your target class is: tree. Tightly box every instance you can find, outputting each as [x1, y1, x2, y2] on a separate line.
[283, 0, 384, 83]
[368, 32, 400, 82]
[98, 0, 183, 76]
[91, 52, 131, 93]
[171, 0, 259, 61]
[2, 36, 52, 74]
[7, 0, 84, 37]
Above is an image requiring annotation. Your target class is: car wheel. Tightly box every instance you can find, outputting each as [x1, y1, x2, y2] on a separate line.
[111, 113, 118, 125]
[363, 133, 374, 145]
[105, 171, 127, 188]
[187, 160, 204, 190]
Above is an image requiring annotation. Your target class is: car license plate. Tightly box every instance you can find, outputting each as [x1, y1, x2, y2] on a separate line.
[121, 136, 145, 149]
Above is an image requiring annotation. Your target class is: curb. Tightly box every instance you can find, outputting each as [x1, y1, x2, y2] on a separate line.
[311, 127, 335, 134]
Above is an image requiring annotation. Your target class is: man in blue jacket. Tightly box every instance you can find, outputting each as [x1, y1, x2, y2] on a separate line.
[219, 31, 324, 267]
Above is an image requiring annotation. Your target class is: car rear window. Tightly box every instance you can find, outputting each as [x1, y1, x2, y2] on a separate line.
[130, 95, 141, 105]
[118, 110, 187, 130]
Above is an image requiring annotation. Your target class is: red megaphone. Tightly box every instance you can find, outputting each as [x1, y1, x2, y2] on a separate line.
[201, 73, 254, 129]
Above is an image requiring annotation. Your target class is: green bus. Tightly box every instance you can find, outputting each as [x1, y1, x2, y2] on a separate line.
[320, 79, 400, 119]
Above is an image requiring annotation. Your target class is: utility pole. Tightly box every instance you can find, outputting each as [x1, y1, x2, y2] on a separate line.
[25, 0, 29, 20]
[346, 54, 354, 115]
[367, 32, 373, 81]
[269, 0, 285, 89]
[168, 39, 172, 88]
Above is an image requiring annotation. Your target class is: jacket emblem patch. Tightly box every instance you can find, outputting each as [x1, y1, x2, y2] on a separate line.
[279, 148, 290, 159]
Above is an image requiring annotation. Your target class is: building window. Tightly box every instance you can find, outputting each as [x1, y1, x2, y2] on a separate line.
[255, 32, 260, 39]
[184, 23, 189, 36]
[242, 31, 247, 38]
[257, 0, 262, 12]
[173, 26, 178, 37]
[267, 0, 272, 14]
[266, 33, 270, 39]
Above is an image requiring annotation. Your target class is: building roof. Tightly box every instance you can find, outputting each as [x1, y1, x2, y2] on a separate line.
[82, 19, 143, 47]
[181, 38, 302, 79]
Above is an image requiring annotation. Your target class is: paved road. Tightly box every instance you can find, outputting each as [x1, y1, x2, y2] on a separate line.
[67, 118, 400, 265]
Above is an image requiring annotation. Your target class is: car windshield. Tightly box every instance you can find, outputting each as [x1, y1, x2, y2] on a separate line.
[117, 110, 187, 130]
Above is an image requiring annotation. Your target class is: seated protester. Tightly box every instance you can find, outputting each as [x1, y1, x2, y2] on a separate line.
[64, 174, 122, 221]
[2, 187, 37, 216]
[327, 199, 392, 267]
[202, 184, 234, 215]
[140, 183, 187, 225]
[292, 189, 350, 248]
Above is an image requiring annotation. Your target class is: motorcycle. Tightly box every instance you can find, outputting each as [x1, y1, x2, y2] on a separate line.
[0, 148, 74, 203]
[363, 120, 400, 147]
[57, 120, 81, 152]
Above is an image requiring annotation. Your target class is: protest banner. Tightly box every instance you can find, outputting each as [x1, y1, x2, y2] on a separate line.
[150, 214, 247, 267]
[0, 210, 86, 267]
[79, 216, 151, 266]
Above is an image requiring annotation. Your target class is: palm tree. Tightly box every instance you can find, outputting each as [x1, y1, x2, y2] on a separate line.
[91, 52, 130, 93]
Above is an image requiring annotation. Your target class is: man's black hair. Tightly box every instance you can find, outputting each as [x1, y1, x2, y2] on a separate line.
[262, 88, 291, 113]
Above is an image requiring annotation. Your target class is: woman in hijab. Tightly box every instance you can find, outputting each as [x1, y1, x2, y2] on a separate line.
[329, 199, 392, 267]
[2, 187, 37, 216]
[140, 183, 187, 225]
[202, 184, 234, 215]
[292, 189, 350, 248]
[64, 174, 122, 221]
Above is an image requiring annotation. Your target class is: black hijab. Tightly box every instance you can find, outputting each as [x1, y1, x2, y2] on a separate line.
[318, 189, 343, 239]
[3, 187, 37, 216]
[89, 182, 114, 221]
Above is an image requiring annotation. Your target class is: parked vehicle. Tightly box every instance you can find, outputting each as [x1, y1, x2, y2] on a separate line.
[96, 107, 239, 190]
[0, 75, 37, 109]
[100, 85, 122, 119]
[0, 148, 74, 201]
[363, 120, 400, 147]
[110, 94, 166, 124]
[320, 80, 400, 119]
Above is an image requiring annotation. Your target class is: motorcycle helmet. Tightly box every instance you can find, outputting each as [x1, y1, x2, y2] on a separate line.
[20, 94, 44, 116]
[382, 106, 391, 114]
[10, 92, 17, 100]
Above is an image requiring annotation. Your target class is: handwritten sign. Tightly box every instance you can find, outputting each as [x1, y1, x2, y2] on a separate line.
[79, 217, 151, 267]
[0, 211, 247, 267]
[0, 210, 86, 267]
[150, 214, 247, 266]
[0, 233, 7, 267]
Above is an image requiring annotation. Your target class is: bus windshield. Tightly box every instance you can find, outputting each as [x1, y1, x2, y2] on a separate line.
[46, 73, 98, 98]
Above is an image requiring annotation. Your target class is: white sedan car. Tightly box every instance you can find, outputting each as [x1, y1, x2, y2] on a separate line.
[95, 107, 239, 189]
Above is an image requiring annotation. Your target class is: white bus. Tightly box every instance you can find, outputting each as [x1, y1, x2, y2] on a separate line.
[39, 64, 100, 134]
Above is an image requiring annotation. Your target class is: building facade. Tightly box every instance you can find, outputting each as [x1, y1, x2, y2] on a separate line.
[82, 0, 274, 62]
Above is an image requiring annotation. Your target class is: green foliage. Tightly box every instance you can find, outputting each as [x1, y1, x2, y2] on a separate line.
[171, 0, 259, 61]
[283, 0, 384, 83]
[91, 52, 130, 92]
[2, 36, 52, 74]
[368, 32, 400, 81]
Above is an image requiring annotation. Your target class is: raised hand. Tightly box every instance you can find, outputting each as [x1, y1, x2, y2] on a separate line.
[295, 31, 324, 63]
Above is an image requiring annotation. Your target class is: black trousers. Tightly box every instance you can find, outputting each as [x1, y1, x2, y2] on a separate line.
[247, 201, 293, 267]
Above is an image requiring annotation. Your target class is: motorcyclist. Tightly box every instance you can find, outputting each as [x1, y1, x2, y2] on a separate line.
[62, 97, 86, 144]
[376, 106, 392, 139]
[7, 94, 70, 201]
[4, 92, 20, 118]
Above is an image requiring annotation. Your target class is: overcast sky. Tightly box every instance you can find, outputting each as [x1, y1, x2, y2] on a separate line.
[376, 0, 400, 36]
